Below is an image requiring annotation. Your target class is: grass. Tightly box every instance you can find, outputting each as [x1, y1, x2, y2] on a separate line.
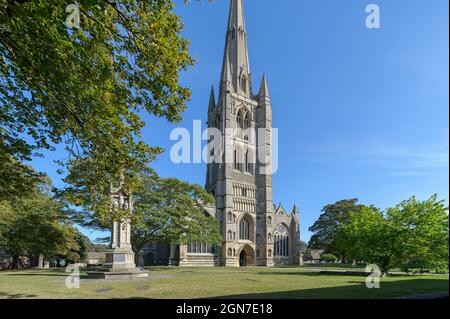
[0, 266, 447, 299]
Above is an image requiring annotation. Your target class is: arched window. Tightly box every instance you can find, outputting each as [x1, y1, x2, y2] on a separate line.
[228, 248, 232, 257]
[228, 230, 232, 241]
[268, 249, 272, 258]
[234, 149, 243, 171]
[239, 216, 250, 240]
[244, 113, 250, 141]
[237, 110, 243, 130]
[274, 224, 289, 257]
[241, 76, 247, 93]
[245, 151, 249, 173]
[228, 212, 233, 222]
[268, 216, 272, 226]
[268, 233, 272, 242]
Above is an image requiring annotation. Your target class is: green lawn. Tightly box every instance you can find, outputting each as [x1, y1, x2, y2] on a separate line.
[0, 266, 447, 299]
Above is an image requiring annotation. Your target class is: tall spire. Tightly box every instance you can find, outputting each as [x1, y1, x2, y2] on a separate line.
[208, 85, 216, 112]
[259, 73, 270, 98]
[220, 0, 251, 96]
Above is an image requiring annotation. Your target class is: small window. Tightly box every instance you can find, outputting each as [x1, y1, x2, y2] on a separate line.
[241, 76, 247, 93]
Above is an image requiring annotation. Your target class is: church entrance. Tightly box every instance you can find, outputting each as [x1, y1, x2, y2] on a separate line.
[238, 245, 255, 267]
[239, 251, 247, 267]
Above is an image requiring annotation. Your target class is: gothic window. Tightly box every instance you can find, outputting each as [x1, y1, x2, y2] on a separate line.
[228, 248, 232, 257]
[215, 114, 221, 130]
[234, 149, 238, 170]
[244, 113, 250, 141]
[274, 224, 289, 257]
[245, 151, 254, 174]
[233, 249, 236, 257]
[268, 233, 272, 242]
[241, 76, 247, 93]
[228, 230, 232, 240]
[245, 151, 249, 173]
[228, 212, 233, 222]
[268, 249, 272, 258]
[268, 216, 272, 226]
[239, 216, 250, 240]
[237, 110, 243, 130]
[188, 242, 217, 254]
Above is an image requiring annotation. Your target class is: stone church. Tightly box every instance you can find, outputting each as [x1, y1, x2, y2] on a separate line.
[141, 0, 300, 267]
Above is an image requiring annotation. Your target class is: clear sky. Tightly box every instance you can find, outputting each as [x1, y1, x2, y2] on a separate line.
[30, 0, 449, 242]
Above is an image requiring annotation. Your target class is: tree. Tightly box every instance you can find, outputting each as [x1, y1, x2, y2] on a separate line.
[387, 195, 449, 273]
[321, 253, 338, 263]
[67, 168, 223, 253]
[1, 0, 195, 199]
[337, 195, 449, 274]
[298, 240, 308, 255]
[0, 177, 87, 268]
[336, 206, 393, 273]
[308, 199, 367, 261]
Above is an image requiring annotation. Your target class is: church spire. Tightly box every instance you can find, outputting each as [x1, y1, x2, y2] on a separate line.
[220, 0, 251, 96]
[208, 85, 216, 112]
[259, 73, 270, 99]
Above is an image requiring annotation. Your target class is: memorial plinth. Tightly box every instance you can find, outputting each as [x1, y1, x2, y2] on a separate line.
[87, 180, 148, 280]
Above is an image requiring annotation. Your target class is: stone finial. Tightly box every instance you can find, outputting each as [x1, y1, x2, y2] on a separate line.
[208, 85, 216, 112]
[258, 73, 270, 98]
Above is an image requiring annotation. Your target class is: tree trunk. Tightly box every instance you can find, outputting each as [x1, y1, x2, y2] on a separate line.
[12, 255, 19, 269]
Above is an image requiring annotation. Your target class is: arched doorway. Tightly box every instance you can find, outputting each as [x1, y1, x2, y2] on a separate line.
[239, 251, 247, 267]
[238, 245, 255, 267]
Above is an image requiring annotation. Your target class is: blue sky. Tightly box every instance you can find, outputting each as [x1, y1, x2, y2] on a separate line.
[31, 0, 449, 242]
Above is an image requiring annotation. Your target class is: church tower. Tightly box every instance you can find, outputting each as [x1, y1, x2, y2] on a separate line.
[206, 0, 275, 267]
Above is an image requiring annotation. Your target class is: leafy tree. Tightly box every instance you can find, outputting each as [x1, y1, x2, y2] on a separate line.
[387, 195, 449, 273]
[67, 168, 222, 253]
[337, 195, 449, 274]
[321, 253, 338, 263]
[298, 240, 308, 255]
[1, 0, 195, 199]
[0, 177, 87, 268]
[0, 155, 42, 202]
[336, 206, 393, 273]
[308, 199, 367, 261]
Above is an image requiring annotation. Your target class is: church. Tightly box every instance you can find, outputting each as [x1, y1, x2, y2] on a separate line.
[141, 0, 301, 267]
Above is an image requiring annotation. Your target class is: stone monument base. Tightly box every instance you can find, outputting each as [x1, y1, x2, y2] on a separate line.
[87, 268, 148, 280]
[86, 247, 148, 280]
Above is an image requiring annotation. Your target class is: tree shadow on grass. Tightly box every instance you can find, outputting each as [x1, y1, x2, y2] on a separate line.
[205, 279, 449, 299]
[3, 272, 72, 277]
[0, 291, 38, 299]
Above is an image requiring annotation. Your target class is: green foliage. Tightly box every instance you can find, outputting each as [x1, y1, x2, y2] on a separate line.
[67, 168, 222, 252]
[0, 0, 194, 200]
[0, 176, 89, 266]
[0, 155, 42, 202]
[321, 253, 338, 263]
[298, 240, 308, 254]
[337, 195, 449, 274]
[308, 199, 368, 260]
